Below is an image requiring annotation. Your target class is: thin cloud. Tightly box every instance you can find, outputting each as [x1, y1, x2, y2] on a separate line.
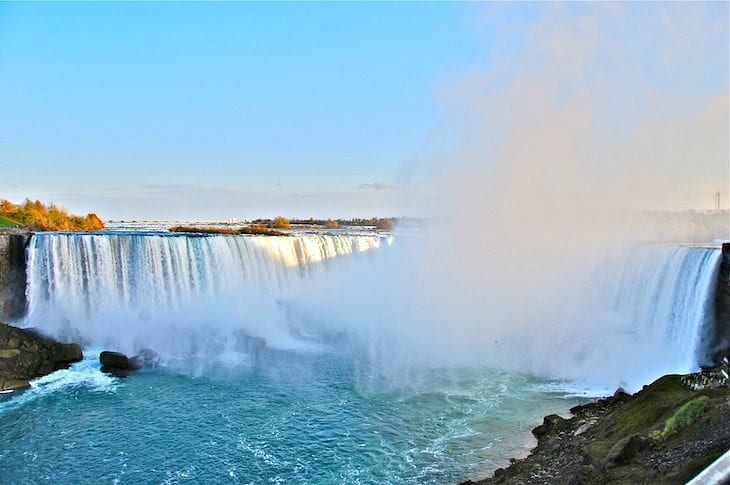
[358, 181, 396, 190]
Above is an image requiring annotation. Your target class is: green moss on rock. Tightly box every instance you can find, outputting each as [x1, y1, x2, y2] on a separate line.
[612, 375, 690, 436]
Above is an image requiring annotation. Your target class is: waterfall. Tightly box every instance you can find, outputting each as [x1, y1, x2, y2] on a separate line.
[272, 242, 725, 390]
[607, 245, 722, 372]
[27, 233, 389, 312]
[21, 232, 723, 386]
[24, 232, 390, 361]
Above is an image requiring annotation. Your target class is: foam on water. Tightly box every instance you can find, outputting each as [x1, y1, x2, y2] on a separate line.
[0, 351, 117, 415]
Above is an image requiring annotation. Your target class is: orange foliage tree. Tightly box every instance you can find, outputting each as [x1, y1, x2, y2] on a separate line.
[270, 216, 291, 229]
[0, 198, 105, 231]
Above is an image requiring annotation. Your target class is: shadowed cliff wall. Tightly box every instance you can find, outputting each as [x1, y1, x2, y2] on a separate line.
[710, 243, 730, 362]
[0, 232, 31, 321]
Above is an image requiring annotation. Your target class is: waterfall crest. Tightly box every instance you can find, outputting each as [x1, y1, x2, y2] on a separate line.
[27, 232, 388, 311]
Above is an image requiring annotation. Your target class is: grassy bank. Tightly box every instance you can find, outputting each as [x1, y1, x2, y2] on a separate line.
[0, 215, 20, 228]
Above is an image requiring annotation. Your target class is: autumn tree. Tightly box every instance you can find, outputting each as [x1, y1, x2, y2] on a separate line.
[0, 198, 104, 231]
[270, 216, 291, 229]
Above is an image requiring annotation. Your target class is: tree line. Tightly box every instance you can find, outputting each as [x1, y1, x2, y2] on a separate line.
[251, 217, 397, 230]
[0, 198, 104, 231]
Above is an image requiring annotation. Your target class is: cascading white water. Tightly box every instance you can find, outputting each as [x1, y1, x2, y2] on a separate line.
[23, 232, 722, 388]
[506, 244, 723, 387]
[24, 232, 390, 362]
[270, 241, 724, 391]
[27, 232, 388, 311]
[606, 245, 722, 372]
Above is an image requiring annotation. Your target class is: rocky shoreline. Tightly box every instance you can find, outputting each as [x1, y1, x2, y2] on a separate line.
[463, 363, 730, 484]
[0, 322, 82, 391]
[0, 321, 162, 390]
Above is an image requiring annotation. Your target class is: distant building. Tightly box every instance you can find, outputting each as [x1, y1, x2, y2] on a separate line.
[715, 191, 721, 211]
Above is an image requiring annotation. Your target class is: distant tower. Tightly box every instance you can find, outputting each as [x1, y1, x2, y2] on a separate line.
[715, 191, 721, 211]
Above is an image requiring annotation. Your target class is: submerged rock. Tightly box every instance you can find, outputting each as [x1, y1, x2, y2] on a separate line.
[130, 348, 160, 369]
[0, 322, 83, 386]
[99, 365, 132, 378]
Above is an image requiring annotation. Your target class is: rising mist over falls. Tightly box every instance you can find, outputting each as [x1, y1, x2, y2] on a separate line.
[22, 231, 724, 392]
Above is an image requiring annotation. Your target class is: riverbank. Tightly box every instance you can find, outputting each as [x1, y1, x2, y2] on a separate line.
[463, 363, 730, 484]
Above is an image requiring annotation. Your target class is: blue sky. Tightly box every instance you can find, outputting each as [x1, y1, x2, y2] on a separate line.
[0, 2, 497, 219]
[0, 3, 727, 219]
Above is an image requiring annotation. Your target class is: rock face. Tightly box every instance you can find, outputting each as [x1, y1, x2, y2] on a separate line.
[0, 322, 83, 391]
[0, 232, 32, 321]
[710, 242, 730, 362]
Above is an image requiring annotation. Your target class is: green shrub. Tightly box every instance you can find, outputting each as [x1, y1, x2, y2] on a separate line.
[613, 375, 690, 436]
[651, 396, 709, 440]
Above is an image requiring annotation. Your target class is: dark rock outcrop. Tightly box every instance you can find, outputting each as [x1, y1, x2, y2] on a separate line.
[710, 242, 730, 363]
[531, 414, 566, 438]
[0, 232, 32, 321]
[0, 322, 83, 391]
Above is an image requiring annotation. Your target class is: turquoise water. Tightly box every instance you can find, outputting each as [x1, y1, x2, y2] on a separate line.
[0, 348, 590, 484]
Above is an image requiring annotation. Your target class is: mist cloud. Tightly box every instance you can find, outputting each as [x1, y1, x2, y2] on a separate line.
[285, 3, 729, 390]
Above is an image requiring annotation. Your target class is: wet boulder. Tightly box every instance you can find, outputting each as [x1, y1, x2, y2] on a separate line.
[100, 349, 159, 377]
[0, 322, 83, 385]
[100, 350, 133, 369]
[100, 350, 138, 377]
